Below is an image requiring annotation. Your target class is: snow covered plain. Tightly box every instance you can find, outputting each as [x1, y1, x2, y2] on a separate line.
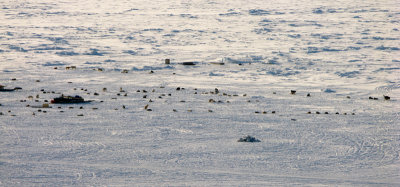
[1, 0, 399, 186]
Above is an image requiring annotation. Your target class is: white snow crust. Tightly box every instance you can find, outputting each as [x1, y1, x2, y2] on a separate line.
[0, 0, 399, 186]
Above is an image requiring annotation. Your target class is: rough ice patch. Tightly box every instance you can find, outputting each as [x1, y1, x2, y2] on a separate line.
[43, 61, 67, 67]
[249, 9, 271, 15]
[324, 88, 337, 93]
[336, 71, 361, 78]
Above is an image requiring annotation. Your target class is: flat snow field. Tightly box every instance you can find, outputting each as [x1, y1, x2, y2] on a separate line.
[1, 0, 399, 186]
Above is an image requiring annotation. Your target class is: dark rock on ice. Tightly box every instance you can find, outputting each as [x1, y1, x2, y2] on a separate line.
[210, 62, 224, 65]
[51, 95, 90, 104]
[181, 62, 196, 65]
[0, 85, 22, 92]
[3, 87, 18, 91]
[238, 135, 261, 142]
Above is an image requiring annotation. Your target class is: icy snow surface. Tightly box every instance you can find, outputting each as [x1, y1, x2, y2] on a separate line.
[1, 0, 399, 186]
